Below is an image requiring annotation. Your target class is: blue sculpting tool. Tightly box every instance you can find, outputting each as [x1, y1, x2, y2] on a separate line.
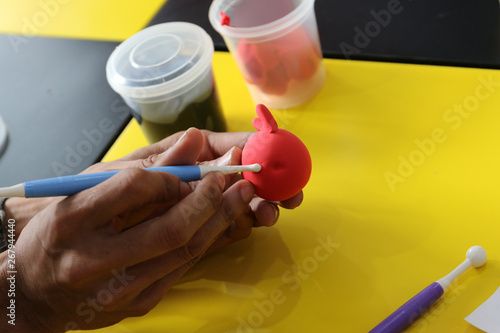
[0, 164, 262, 198]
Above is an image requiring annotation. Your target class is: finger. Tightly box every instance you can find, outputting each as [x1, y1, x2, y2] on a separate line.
[95, 128, 204, 172]
[114, 172, 225, 266]
[198, 146, 244, 190]
[204, 206, 255, 256]
[150, 127, 203, 167]
[109, 130, 254, 171]
[180, 179, 255, 257]
[59, 168, 191, 229]
[247, 191, 303, 227]
[201, 180, 257, 255]
[75, 264, 192, 321]
[205, 195, 289, 254]
[110, 179, 255, 303]
[251, 198, 280, 227]
[124, 263, 193, 317]
[186, 145, 242, 193]
[214, 146, 240, 167]
[197, 130, 254, 161]
[206, 188, 296, 254]
[277, 191, 304, 209]
[119, 130, 186, 161]
[110, 201, 163, 233]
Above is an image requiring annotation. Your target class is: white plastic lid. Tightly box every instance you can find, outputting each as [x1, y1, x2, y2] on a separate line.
[209, 0, 315, 41]
[106, 22, 214, 101]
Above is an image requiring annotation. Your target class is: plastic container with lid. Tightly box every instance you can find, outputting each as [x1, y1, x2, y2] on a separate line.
[209, 0, 325, 109]
[106, 22, 226, 143]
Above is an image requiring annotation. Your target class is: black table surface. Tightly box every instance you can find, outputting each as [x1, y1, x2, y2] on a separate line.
[2, 0, 499, 185]
[0, 36, 131, 185]
[149, 0, 500, 69]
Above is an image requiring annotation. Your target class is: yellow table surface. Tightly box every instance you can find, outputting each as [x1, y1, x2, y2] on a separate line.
[2, 1, 500, 332]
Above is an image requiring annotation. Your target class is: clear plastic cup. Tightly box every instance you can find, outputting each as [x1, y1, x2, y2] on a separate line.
[106, 22, 226, 143]
[209, 0, 325, 109]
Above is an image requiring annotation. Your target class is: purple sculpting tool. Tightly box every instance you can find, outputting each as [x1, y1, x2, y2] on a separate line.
[370, 246, 487, 333]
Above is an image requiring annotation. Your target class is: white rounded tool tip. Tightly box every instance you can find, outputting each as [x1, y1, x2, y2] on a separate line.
[249, 164, 262, 172]
[466, 246, 487, 267]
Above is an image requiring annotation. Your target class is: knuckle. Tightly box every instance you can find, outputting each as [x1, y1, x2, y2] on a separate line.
[118, 168, 179, 204]
[156, 221, 190, 249]
[240, 228, 252, 240]
[176, 242, 203, 265]
[216, 195, 248, 229]
[118, 168, 150, 193]
[118, 169, 165, 202]
[199, 129, 211, 137]
[222, 203, 239, 224]
[141, 154, 158, 168]
[201, 181, 223, 214]
[55, 257, 90, 289]
[233, 224, 252, 241]
[184, 253, 203, 270]
[119, 233, 143, 254]
[44, 203, 84, 244]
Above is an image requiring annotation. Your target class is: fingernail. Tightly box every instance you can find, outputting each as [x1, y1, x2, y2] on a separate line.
[216, 147, 235, 167]
[175, 130, 189, 146]
[240, 181, 255, 202]
[271, 203, 280, 223]
[159, 130, 189, 159]
[174, 128, 191, 146]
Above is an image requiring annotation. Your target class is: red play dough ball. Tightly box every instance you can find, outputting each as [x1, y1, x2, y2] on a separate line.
[242, 104, 312, 201]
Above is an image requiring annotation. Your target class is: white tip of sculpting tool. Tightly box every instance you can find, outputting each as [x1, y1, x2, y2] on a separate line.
[198, 164, 261, 177]
[436, 246, 487, 290]
[235, 163, 261, 173]
[0, 183, 26, 197]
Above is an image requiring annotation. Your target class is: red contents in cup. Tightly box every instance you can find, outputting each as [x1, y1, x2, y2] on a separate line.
[220, 11, 321, 96]
[220, 11, 231, 26]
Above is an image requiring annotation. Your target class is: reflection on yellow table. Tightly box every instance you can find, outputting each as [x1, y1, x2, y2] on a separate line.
[96, 53, 500, 332]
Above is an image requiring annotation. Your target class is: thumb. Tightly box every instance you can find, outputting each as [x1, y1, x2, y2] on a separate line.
[152, 128, 204, 167]
[81, 128, 205, 174]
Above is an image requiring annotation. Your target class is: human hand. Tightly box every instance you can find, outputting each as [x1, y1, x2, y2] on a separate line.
[6, 128, 303, 249]
[103, 128, 304, 253]
[1, 128, 303, 332]
[5, 167, 254, 332]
